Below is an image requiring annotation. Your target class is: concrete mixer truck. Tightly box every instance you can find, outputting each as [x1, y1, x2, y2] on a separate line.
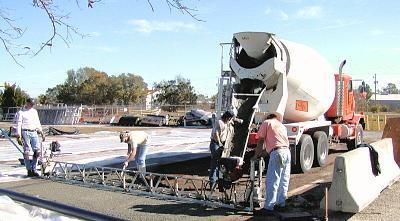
[216, 32, 365, 174]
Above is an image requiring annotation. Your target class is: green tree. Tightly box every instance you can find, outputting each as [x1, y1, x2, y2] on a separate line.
[43, 68, 148, 105]
[114, 73, 148, 105]
[79, 70, 110, 105]
[39, 85, 63, 104]
[107, 76, 123, 105]
[154, 76, 197, 111]
[358, 83, 373, 100]
[0, 83, 28, 116]
[57, 83, 79, 105]
[382, 83, 399, 94]
[0, 83, 28, 107]
[356, 83, 372, 112]
[43, 69, 88, 105]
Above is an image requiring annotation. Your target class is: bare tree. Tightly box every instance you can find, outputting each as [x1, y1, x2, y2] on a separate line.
[0, 5, 29, 67]
[147, 0, 203, 21]
[0, 0, 201, 67]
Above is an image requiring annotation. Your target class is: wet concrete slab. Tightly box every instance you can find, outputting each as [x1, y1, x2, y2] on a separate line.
[0, 126, 211, 182]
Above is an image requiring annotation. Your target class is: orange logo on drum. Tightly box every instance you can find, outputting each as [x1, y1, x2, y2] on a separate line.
[296, 100, 308, 112]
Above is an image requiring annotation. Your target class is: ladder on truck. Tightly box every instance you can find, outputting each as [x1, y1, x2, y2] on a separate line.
[216, 42, 266, 160]
[215, 43, 267, 209]
[221, 88, 266, 159]
[217, 89, 267, 211]
[215, 42, 234, 118]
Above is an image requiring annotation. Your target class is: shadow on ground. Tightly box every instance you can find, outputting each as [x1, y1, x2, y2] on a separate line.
[129, 202, 248, 217]
[148, 157, 211, 176]
[295, 182, 355, 221]
[329, 149, 348, 154]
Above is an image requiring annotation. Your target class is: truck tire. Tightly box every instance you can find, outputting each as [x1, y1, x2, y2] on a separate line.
[313, 131, 328, 167]
[295, 134, 314, 173]
[346, 124, 364, 151]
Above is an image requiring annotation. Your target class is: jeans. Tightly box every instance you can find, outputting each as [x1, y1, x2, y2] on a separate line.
[21, 130, 40, 171]
[208, 140, 220, 184]
[264, 147, 291, 210]
[135, 143, 148, 169]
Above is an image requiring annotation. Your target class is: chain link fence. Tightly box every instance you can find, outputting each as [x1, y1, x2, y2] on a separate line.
[1, 103, 215, 126]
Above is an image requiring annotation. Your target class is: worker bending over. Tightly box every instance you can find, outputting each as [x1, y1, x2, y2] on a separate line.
[254, 113, 290, 216]
[208, 110, 243, 189]
[119, 131, 150, 173]
[16, 98, 45, 177]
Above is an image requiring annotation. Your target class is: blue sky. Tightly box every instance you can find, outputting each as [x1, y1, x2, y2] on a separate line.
[0, 0, 399, 97]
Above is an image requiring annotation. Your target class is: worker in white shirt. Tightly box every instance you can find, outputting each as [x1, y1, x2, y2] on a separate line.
[208, 110, 244, 188]
[15, 98, 45, 177]
[119, 131, 150, 173]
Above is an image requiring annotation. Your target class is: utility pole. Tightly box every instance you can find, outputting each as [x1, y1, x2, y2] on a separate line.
[373, 73, 378, 104]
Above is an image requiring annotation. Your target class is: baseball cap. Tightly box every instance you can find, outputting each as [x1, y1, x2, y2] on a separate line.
[222, 110, 234, 119]
[119, 131, 129, 142]
[26, 98, 35, 105]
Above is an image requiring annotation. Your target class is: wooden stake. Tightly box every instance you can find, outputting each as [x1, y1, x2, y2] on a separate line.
[325, 187, 329, 221]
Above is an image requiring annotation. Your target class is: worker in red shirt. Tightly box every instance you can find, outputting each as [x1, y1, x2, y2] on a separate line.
[254, 113, 290, 216]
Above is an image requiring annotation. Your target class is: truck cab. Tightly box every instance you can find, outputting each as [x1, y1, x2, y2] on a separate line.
[326, 73, 365, 150]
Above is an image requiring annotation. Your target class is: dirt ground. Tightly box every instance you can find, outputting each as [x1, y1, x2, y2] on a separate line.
[0, 122, 390, 220]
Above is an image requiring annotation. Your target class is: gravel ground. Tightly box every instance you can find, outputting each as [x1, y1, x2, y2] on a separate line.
[0, 179, 246, 221]
[350, 179, 400, 221]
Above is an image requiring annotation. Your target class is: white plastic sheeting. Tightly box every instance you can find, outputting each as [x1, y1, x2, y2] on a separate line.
[0, 195, 79, 221]
[0, 128, 211, 182]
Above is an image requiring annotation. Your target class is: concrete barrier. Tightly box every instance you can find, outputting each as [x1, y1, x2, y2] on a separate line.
[321, 138, 400, 213]
[382, 117, 400, 166]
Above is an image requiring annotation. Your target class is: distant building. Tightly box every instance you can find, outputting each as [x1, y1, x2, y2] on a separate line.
[146, 89, 160, 110]
[373, 94, 400, 110]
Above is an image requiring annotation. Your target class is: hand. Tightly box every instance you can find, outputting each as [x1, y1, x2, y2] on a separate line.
[253, 148, 261, 160]
[251, 155, 258, 161]
[218, 142, 224, 148]
[37, 130, 45, 142]
[122, 161, 129, 170]
[17, 136, 23, 146]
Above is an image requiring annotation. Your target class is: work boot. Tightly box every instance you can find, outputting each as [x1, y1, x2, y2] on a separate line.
[137, 165, 146, 173]
[209, 182, 217, 191]
[31, 171, 40, 177]
[253, 208, 275, 216]
[27, 170, 33, 177]
[274, 204, 289, 212]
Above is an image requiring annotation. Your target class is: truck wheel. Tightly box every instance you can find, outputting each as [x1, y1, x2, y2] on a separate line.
[313, 131, 328, 167]
[296, 134, 314, 173]
[346, 124, 364, 151]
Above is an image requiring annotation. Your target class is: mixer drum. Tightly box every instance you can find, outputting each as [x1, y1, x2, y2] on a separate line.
[231, 32, 335, 122]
